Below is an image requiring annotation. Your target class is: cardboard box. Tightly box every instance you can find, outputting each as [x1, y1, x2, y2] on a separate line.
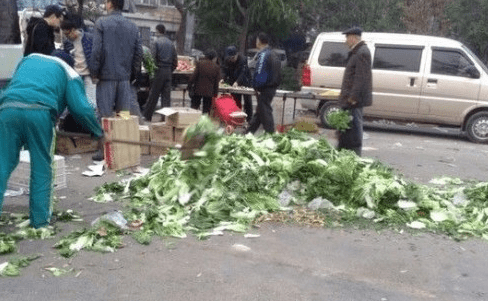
[103, 116, 140, 170]
[56, 135, 98, 155]
[150, 122, 174, 156]
[155, 107, 202, 127]
[139, 125, 150, 155]
[150, 122, 173, 141]
[173, 126, 186, 144]
[8, 151, 66, 191]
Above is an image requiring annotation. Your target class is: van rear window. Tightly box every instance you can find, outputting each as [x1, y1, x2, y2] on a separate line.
[373, 46, 422, 72]
[317, 42, 349, 67]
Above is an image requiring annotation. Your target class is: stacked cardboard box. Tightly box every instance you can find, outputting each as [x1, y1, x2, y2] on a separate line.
[150, 122, 174, 156]
[56, 135, 98, 155]
[139, 125, 151, 155]
[103, 116, 140, 170]
[155, 107, 202, 127]
[150, 108, 203, 157]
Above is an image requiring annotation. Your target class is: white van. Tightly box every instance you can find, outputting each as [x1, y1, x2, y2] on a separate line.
[300, 32, 488, 143]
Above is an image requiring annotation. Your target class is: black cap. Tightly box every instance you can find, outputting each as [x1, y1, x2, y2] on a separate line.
[44, 4, 64, 17]
[225, 46, 237, 57]
[342, 27, 363, 36]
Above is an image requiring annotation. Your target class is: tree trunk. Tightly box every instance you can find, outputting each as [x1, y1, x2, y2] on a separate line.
[175, 0, 187, 55]
[0, 0, 21, 44]
[238, 9, 249, 52]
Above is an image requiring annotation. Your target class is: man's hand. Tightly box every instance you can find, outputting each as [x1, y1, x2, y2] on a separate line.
[347, 97, 357, 106]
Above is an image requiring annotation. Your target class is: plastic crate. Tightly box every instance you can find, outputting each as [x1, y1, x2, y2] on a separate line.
[8, 151, 67, 191]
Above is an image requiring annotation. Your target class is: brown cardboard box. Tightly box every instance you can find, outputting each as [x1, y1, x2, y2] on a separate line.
[139, 125, 150, 155]
[150, 122, 174, 156]
[150, 122, 173, 141]
[103, 116, 140, 170]
[155, 107, 202, 127]
[173, 126, 186, 144]
[56, 135, 99, 155]
[150, 145, 171, 156]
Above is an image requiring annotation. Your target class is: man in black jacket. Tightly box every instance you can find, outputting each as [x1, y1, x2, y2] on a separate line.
[142, 24, 178, 121]
[337, 27, 373, 156]
[222, 45, 253, 122]
[24, 5, 64, 56]
[246, 32, 281, 134]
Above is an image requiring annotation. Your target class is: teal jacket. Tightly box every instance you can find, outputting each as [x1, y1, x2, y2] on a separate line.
[0, 54, 103, 138]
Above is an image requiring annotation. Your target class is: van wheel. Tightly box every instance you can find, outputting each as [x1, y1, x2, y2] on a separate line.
[319, 101, 341, 128]
[466, 112, 488, 143]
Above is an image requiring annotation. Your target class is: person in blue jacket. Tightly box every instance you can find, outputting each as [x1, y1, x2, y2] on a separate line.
[246, 32, 281, 134]
[61, 17, 96, 107]
[0, 50, 104, 229]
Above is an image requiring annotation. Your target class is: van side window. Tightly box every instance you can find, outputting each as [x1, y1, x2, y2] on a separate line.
[431, 49, 474, 77]
[317, 42, 349, 67]
[373, 46, 423, 72]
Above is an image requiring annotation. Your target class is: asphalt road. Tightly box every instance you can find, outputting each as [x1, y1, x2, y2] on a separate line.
[2, 113, 488, 301]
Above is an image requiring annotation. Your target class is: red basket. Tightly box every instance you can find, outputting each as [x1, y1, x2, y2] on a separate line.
[212, 94, 246, 126]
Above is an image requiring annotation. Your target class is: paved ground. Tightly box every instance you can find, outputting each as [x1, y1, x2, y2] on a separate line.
[2, 96, 488, 300]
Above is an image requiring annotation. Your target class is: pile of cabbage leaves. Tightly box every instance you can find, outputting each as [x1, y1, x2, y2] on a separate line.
[86, 116, 488, 247]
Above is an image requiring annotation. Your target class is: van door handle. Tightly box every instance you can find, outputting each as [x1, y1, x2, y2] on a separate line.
[409, 77, 416, 86]
[427, 78, 438, 83]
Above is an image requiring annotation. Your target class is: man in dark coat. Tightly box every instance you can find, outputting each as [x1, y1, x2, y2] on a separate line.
[24, 5, 64, 56]
[89, 0, 143, 160]
[337, 27, 373, 156]
[142, 24, 178, 121]
[188, 49, 221, 114]
[246, 32, 281, 134]
[222, 45, 253, 122]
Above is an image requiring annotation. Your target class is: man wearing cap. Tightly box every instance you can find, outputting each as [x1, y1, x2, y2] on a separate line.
[142, 23, 177, 122]
[222, 45, 253, 122]
[24, 4, 64, 56]
[337, 27, 372, 156]
[0, 51, 103, 229]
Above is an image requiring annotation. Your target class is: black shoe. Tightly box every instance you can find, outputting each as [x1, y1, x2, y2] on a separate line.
[92, 150, 104, 161]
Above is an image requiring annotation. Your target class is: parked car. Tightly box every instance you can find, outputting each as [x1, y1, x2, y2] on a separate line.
[301, 32, 488, 143]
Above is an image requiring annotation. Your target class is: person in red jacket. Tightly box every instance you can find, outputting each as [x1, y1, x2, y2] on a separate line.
[188, 49, 221, 114]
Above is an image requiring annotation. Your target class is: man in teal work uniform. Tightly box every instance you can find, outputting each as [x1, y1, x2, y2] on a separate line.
[0, 50, 103, 229]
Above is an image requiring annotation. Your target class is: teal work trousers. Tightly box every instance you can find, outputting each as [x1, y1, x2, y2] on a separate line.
[0, 106, 55, 228]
